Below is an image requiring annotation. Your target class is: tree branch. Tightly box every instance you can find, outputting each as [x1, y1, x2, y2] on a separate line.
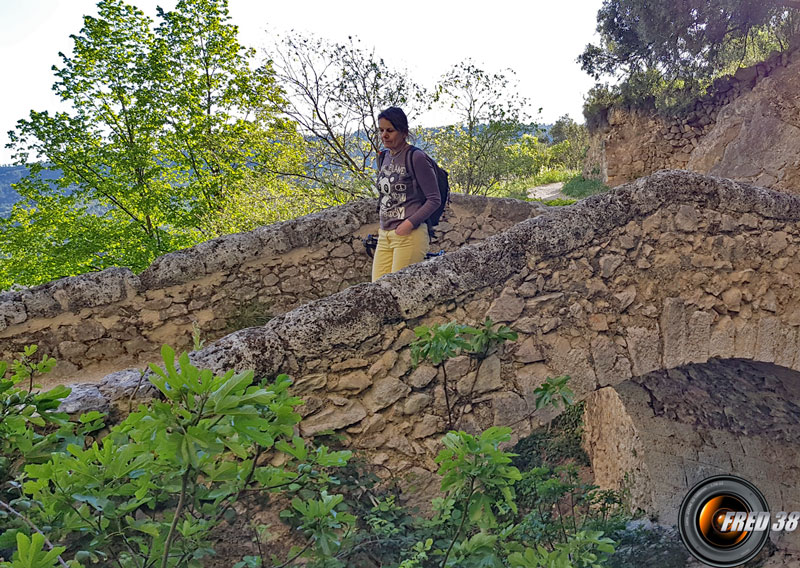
[0, 499, 70, 568]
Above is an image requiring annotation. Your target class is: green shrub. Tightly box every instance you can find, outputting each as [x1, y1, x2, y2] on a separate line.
[1, 346, 352, 568]
[540, 198, 577, 207]
[410, 318, 517, 429]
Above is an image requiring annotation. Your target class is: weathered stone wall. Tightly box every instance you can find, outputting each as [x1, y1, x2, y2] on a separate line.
[65, 171, 800, 517]
[584, 359, 800, 551]
[0, 195, 545, 384]
[585, 49, 800, 191]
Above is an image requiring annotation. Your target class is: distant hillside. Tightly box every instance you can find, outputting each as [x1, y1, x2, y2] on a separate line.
[0, 166, 26, 217]
[0, 165, 69, 218]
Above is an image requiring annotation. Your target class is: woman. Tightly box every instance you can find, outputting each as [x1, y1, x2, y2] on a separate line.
[371, 107, 441, 281]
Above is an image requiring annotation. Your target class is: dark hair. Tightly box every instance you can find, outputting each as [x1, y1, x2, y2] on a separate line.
[377, 107, 409, 136]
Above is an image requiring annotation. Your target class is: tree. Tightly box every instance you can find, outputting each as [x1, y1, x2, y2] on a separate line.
[429, 61, 532, 196]
[580, 0, 800, 83]
[271, 33, 422, 204]
[2, 0, 302, 290]
[547, 115, 588, 170]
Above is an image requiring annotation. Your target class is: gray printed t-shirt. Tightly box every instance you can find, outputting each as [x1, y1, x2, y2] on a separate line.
[377, 145, 441, 231]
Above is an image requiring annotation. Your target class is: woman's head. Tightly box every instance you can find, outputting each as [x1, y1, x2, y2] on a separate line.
[378, 107, 409, 152]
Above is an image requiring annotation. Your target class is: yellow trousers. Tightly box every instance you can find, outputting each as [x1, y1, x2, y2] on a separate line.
[371, 226, 430, 281]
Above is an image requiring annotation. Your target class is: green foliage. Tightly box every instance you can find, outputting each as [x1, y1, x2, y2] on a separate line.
[533, 375, 575, 411]
[512, 402, 589, 470]
[0, 346, 80, 489]
[495, 117, 586, 200]
[515, 464, 628, 548]
[382, 426, 619, 568]
[410, 318, 517, 368]
[0, 340, 629, 568]
[0, 347, 103, 568]
[545, 116, 589, 170]
[580, 0, 800, 120]
[561, 175, 609, 199]
[411, 318, 517, 429]
[429, 61, 533, 196]
[530, 168, 580, 186]
[503, 135, 558, 182]
[2, 0, 303, 290]
[190, 322, 205, 352]
[508, 530, 616, 568]
[2, 345, 352, 568]
[2, 532, 66, 568]
[579, 0, 799, 83]
[460, 318, 519, 359]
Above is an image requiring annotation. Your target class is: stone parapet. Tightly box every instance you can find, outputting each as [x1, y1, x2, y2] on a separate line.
[0, 194, 545, 383]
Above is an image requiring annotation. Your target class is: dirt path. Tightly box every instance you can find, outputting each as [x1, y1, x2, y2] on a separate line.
[527, 182, 569, 201]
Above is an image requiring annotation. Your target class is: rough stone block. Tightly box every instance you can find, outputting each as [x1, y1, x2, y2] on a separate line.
[661, 298, 686, 368]
[59, 384, 110, 415]
[403, 393, 432, 415]
[775, 326, 797, 369]
[363, 377, 411, 412]
[473, 354, 503, 394]
[300, 401, 367, 437]
[491, 391, 529, 427]
[685, 310, 712, 364]
[626, 326, 661, 377]
[0, 301, 27, 326]
[486, 289, 525, 322]
[755, 316, 780, 363]
[709, 315, 735, 359]
[683, 459, 728, 489]
[334, 370, 372, 393]
[734, 317, 757, 359]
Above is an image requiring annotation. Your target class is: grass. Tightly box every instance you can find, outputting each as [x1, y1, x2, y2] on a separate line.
[494, 168, 581, 201]
[562, 174, 609, 199]
[540, 197, 577, 206]
[490, 169, 608, 205]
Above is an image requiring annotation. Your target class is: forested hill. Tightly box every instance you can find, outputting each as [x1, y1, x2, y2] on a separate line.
[0, 165, 25, 217]
[0, 165, 70, 217]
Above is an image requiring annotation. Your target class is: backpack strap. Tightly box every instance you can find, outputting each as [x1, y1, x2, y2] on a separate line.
[406, 145, 420, 196]
[376, 149, 387, 212]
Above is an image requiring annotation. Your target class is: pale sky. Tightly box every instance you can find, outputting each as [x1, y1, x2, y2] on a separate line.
[0, 0, 603, 165]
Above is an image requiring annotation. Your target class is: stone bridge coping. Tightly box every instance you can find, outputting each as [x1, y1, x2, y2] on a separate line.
[0, 193, 538, 325]
[189, 169, 800, 377]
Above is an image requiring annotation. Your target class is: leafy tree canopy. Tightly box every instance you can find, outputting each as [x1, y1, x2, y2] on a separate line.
[580, 0, 800, 82]
[2, 0, 303, 290]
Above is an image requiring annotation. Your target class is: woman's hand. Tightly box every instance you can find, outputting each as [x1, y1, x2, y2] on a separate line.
[395, 219, 414, 236]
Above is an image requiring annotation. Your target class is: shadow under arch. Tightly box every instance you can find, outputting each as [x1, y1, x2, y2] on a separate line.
[583, 358, 800, 551]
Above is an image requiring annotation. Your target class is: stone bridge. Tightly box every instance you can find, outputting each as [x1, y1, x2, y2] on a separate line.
[5, 169, 800, 553]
